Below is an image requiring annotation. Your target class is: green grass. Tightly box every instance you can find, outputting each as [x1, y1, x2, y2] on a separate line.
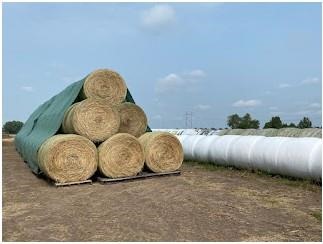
[184, 160, 321, 190]
[310, 210, 322, 221]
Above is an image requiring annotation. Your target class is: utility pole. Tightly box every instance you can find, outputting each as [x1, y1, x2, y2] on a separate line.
[184, 112, 193, 128]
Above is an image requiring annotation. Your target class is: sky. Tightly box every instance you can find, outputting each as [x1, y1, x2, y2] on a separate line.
[2, 2, 322, 129]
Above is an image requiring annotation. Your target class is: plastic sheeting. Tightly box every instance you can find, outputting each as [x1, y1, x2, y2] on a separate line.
[177, 135, 322, 181]
[153, 128, 322, 138]
[15, 78, 152, 174]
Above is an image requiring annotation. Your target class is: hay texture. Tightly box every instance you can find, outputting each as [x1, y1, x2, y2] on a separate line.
[139, 132, 184, 173]
[117, 102, 148, 137]
[98, 133, 145, 178]
[62, 98, 120, 142]
[38, 134, 98, 183]
[81, 69, 127, 104]
[299, 128, 322, 138]
[276, 128, 302, 137]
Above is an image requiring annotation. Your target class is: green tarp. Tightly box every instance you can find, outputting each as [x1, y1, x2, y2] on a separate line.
[15, 78, 151, 174]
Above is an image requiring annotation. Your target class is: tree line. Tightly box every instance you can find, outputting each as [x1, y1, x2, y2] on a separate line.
[227, 113, 314, 129]
[1, 114, 319, 134]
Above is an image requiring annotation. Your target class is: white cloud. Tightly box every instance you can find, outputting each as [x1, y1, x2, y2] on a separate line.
[301, 77, 320, 85]
[156, 69, 206, 93]
[185, 69, 206, 78]
[195, 104, 211, 110]
[20, 86, 34, 92]
[269, 106, 278, 110]
[141, 4, 176, 32]
[279, 83, 292, 88]
[232, 99, 262, 108]
[308, 102, 321, 108]
[156, 73, 184, 93]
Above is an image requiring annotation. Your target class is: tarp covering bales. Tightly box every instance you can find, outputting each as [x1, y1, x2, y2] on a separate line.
[15, 78, 151, 174]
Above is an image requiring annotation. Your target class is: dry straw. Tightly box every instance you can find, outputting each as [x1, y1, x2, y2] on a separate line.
[276, 128, 302, 137]
[299, 128, 322, 138]
[139, 132, 183, 173]
[117, 102, 148, 137]
[81, 69, 127, 104]
[62, 98, 120, 142]
[38, 134, 98, 183]
[98, 133, 145, 178]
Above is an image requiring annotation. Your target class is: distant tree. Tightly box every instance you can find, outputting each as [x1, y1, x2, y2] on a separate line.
[227, 114, 241, 129]
[288, 122, 297, 128]
[298, 117, 312, 129]
[263, 116, 283, 129]
[227, 113, 259, 129]
[3, 121, 24, 134]
[239, 113, 259, 129]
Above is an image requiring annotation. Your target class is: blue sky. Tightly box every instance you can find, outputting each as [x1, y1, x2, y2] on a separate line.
[3, 3, 322, 128]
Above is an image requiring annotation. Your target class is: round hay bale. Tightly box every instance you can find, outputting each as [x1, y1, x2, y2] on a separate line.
[226, 129, 245, 135]
[98, 133, 145, 178]
[62, 98, 120, 142]
[139, 132, 184, 173]
[298, 128, 322, 138]
[81, 69, 127, 104]
[216, 129, 229, 136]
[117, 102, 148, 137]
[276, 128, 302, 137]
[258, 128, 278, 137]
[38, 134, 98, 183]
[240, 129, 258, 136]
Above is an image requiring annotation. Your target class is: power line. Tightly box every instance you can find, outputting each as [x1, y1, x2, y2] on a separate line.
[184, 112, 193, 128]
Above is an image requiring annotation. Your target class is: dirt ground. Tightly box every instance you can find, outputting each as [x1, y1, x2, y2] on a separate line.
[2, 140, 322, 241]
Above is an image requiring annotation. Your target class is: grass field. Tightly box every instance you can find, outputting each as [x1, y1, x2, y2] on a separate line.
[2, 140, 322, 241]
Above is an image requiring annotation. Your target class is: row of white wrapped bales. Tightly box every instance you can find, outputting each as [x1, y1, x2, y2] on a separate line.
[153, 128, 322, 138]
[177, 135, 322, 181]
[152, 129, 218, 135]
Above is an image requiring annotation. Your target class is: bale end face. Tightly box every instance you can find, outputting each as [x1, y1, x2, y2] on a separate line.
[139, 132, 184, 173]
[38, 134, 98, 183]
[81, 69, 127, 104]
[98, 133, 145, 178]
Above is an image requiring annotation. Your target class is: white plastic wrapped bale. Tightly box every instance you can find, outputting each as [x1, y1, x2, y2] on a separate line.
[177, 135, 322, 181]
[208, 135, 239, 166]
[249, 137, 289, 174]
[275, 137, 322, 180]
[227, 136, 265, 169]
[180, 135, 205, 161]
[193, 135, 219, 163]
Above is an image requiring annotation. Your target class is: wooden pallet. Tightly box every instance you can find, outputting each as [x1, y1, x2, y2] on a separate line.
[32, 171, 93, 187]
[54, 179, 92, 187]
[97, 170, 181, 184]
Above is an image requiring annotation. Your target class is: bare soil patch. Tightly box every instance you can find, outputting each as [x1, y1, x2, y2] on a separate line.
[2, 141, 321, 241]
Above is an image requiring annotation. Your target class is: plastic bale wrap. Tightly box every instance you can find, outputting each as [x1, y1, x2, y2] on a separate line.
[227, 136, 265, 169]
[38, 134, 98, 183]
[181, 135, 204, 161]
[139, 132, 183, 173]
[248, 137, 288, 174]
[98, 133, 145, 178]
[193, 135, 219, 163]
[208, 135, 239, 166]
[62, 98, 120, 142]
[81, 69, 127, 104]
[117, 102, 148, 137]
[275, 138, 322, 180]
[216, 129, 230, 136]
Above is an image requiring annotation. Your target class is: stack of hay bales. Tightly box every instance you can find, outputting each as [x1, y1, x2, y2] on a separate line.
[38, 69, 183, 183]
